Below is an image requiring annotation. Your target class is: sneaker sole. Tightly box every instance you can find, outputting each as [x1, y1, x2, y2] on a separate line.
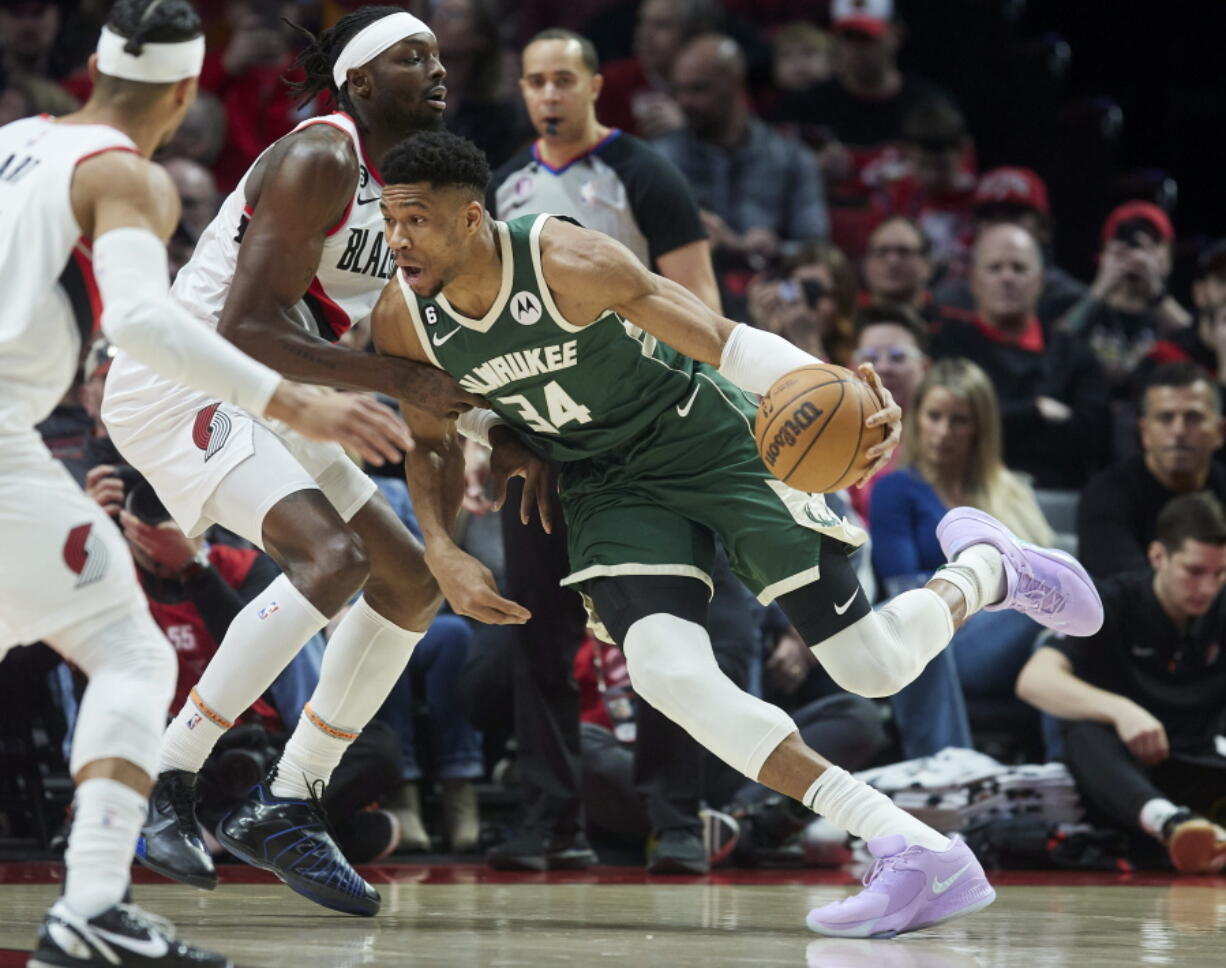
[646, 857, 710, 875]
[216, 827, 379, 917]
[134, 837, 218, 891]
[1169, 821, 1224, 874]
[807, 885, 997, 939]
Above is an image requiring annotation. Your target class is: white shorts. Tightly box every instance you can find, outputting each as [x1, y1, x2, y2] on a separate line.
[108, 394, 376, 548]
[0, 453, 147, 657]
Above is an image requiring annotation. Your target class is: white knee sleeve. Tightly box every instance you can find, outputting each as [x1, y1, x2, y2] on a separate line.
[48, 608, 176, 778]
[623, 614, 797, 778]
[809, 589, 955, 698]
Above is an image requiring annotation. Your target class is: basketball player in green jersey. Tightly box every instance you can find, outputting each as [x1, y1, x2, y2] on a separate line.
[371, 131, 1104, 937]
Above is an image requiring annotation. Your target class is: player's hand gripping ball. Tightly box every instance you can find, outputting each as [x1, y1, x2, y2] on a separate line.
[755, 363, 892, 493]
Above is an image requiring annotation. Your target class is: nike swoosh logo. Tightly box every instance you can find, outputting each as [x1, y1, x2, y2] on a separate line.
[355, 194, 380, 205]
[932, 861, 972, 894]
[432, 327, 462, 346]
[93, 927, 169, 959]
[833, 589, 859, 615]
[676, 385, 700, 417]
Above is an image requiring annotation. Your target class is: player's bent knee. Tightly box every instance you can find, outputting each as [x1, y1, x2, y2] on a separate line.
[808, 611, 916, 698]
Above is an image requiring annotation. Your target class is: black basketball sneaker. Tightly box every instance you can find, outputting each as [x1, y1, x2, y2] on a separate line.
[28, 899, 231, 967]
[136, 770, 217, 890]
[215, 782, 380, 916]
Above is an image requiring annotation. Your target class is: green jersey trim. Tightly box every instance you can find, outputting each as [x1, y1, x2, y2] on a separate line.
[527, 214, 588, 334]
[396, 271, 443, 369]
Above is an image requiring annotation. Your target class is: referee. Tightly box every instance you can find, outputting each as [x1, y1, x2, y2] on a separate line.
[485, 27, 723, 874]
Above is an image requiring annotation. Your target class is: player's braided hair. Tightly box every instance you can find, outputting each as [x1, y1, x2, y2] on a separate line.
[107, 0, 202, 54]
[381, 131, 491, 199]
[286, 5, 406, 112]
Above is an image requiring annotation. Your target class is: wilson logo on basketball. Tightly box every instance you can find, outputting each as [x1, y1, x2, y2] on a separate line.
[192, 403, 231, 462]
[762, 402, 823, 468]
[62, 522, 108, 588]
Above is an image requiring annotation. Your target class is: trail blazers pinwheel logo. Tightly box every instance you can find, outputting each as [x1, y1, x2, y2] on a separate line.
[63, 523, 108, 588]
[192, 402, 231, 461]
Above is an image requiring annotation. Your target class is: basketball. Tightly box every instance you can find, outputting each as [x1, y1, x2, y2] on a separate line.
[754, 364, 887, 493]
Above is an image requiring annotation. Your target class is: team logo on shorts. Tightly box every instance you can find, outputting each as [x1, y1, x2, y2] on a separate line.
[62, 522, 108, 588]
[192, 402, 231, 462]
[510, 291, 543, 325]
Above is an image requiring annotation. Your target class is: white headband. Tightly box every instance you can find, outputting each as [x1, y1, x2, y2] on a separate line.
[96, 25, 205, 83]
[331, 12, 433, 89]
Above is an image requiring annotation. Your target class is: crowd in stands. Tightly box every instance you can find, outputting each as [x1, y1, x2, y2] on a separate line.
[2, 0, 1224, 877]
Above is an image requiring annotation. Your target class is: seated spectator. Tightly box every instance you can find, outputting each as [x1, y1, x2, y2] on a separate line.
[652, 32, 828, 310]
[596, 0, 717, 139]
[871, 358, 1050, 758]
[762, 20, 832, 112]
[934, 166, 1088, 329]
[434, 0, 531, 168]
[1060, 202, 1193, 399]
[746, 242, 856, 365]
[768, 0, 948, 259]
[932, 223, 1110, 489]
[881, 98, 977, 275]
[0, 0, 76, 116]
[848, 302, 930, 520]
[1138, 238, 1226, 388]
[1078, 363, 1226, 579]
[163, 157, 220, 241]
[159, 90, 227, 170]
[860, 216, 936, 320]
[369, 476, 483, 854]
[1016, 493, 1226, 874]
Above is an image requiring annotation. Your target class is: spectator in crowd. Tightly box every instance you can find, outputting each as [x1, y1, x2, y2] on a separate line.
[746, 241, 856, 365]
[860, 216, 936, 319]
[871, 358, 1050, 758]
[1078, 363, 1226, 579]
[1017, 492, 1226, 874]
[883, 98, 977, 275]
[932, 223, 1110, 489]
[433, 0, 531, 167]
[487, 27, 723, 874]
[1060, 202, 1193, 399]
[1138, 239, 1226, 387]
[163, 157, 220, 242]
[596, 0, 717, 139]
[848, 302, 930, 520]
[765, 21, 832, 105]
[933, 166, 1088, 329]
[768, 0, 946, 258]
[653, 32, 828, 296]
[0, 0, 76, 115]
[159, 89, 227, 169]
[0, 63, 32, 125]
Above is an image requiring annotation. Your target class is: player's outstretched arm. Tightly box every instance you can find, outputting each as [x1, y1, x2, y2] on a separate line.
[371, 283, 531, 625]
[217, 128, 480, 418]
[74, 150, 411, 466]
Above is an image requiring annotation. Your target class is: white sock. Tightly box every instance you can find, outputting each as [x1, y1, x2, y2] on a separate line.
[63, 778, 146, 919]
[935, 544, 1007, 615]
[160, 574, 328, 774]
[270, 597, 423, 798]
[802, 765, 950, 852]
[1139, 797, 1182, 840]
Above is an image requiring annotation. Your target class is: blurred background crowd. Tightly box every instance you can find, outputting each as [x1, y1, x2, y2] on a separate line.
[2, 0, 1225, 877]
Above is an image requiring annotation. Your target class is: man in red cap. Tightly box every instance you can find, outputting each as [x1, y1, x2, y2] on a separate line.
[1061, 201, 1192, 400]
[933, 165, 1088, 328]
[767, 0, 948, 258]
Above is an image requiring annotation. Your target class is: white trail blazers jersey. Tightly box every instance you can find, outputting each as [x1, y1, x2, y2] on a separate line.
[0, 116, 133, 452]
[104, 112, 394, 427]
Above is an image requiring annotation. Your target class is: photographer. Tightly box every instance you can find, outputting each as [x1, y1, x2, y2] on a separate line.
[1059, 202, 1193, 400]
[745, 241, 858, 366]
[83, 465, 402, 864]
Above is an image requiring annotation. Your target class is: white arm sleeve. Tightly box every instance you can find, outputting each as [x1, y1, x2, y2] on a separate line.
[716, 323, 823, 396]
[93, 227, 282, 417]
[456, 408, 505, 447]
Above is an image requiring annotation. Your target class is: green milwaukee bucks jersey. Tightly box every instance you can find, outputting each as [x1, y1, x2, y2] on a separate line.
[398, 213, 698, 461]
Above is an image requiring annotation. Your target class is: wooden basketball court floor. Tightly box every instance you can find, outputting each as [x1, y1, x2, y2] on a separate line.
[1, 863, 1223, 967]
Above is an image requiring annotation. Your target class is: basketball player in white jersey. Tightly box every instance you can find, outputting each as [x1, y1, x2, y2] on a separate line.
[100, 4, 545, 916]
[1, 1, 418, 964]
